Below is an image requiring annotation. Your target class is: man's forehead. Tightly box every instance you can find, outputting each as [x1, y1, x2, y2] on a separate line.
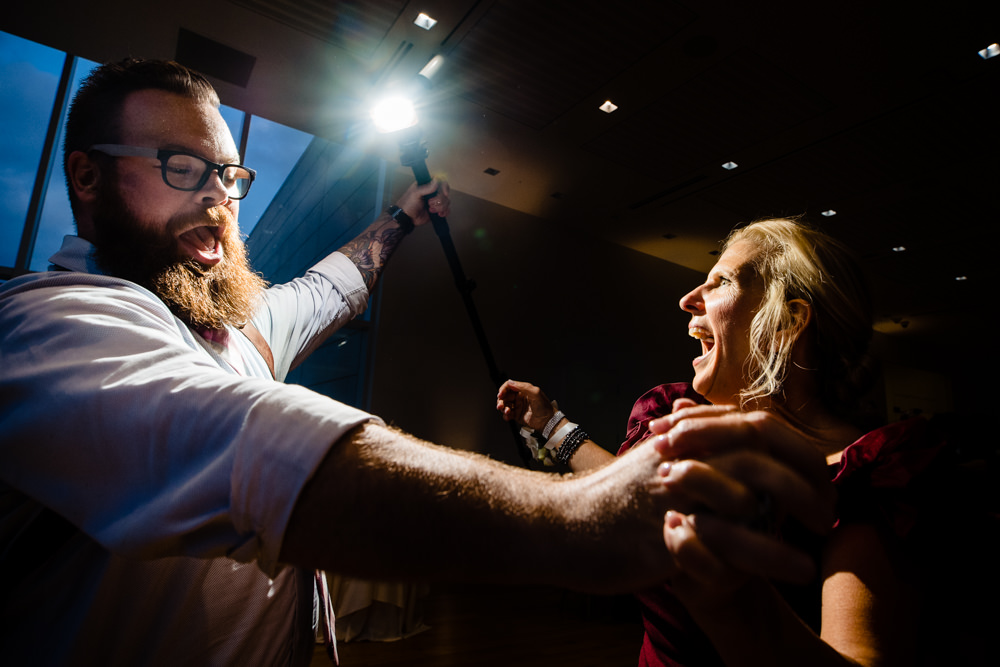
[119, 88, 239, 161]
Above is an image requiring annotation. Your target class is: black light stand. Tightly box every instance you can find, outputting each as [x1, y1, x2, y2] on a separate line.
[394, 128, 531, 466]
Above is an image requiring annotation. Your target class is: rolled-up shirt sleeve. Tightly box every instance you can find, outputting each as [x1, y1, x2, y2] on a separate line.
[253, 252, 371, 379]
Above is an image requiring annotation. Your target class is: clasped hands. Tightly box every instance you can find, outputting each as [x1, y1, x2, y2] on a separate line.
[498, 381, 835, 597]
[650, 399, 836, 604]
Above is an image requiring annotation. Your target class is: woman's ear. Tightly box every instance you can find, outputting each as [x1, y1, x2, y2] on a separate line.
[784, 298, 813, 343]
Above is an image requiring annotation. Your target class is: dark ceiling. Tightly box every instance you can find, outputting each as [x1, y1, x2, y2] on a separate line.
[4, 0, 999, 360]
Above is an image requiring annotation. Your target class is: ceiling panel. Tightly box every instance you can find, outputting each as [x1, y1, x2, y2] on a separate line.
[445, 0, 695, 129]
[2, 0, 997, 376]
[584, 49, 835, 184]
[231, 0, 404, 59]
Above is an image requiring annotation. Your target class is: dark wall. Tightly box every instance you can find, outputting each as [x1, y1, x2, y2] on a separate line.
[369, 186, 704, 466]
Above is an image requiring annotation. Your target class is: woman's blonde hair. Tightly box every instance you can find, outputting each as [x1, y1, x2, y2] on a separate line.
[725, 218, 873, 414]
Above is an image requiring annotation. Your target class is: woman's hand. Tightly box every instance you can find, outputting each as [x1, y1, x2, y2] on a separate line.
[662, 510, 755, 608]
[651, 406, 835, 533]
[651, 409, 904, 666]
[496, 380, 557, 432]
[650, 408, 836, 586]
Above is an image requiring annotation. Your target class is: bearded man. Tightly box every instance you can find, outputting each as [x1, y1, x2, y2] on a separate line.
[0, 59, 835, 666]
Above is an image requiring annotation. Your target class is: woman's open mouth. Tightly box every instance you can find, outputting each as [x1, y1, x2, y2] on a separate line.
[689, 326, 715, 363]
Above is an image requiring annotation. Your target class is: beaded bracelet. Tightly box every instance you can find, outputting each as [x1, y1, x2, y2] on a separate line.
[547, 421, 578, 451]
[556, 427, 589, 465]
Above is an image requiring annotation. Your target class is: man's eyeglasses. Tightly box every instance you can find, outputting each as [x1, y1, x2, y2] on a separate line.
[88, 144, 257, 200]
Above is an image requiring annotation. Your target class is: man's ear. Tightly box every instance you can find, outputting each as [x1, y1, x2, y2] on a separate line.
[66, 151, 102, 204]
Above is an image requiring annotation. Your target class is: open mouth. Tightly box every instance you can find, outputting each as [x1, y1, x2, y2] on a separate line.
[688, 326, 715, 361]
[178, 225, 223, 266]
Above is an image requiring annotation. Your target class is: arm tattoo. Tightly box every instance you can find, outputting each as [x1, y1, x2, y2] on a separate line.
[338, 217, 409, 291]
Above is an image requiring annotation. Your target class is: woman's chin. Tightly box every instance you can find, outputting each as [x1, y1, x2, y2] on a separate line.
[691, 374, 712, 400]
[692, 375, 741, 407]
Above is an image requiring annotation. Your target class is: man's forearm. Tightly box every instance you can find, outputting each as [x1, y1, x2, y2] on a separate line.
[337, 212, 408, 291]
[280, 422, 675, 592]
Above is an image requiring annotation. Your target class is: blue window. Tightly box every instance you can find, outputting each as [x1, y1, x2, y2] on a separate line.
[0, 29, 311, 276]
[0, 32, 67, 269]
[0, 29, 377, 410]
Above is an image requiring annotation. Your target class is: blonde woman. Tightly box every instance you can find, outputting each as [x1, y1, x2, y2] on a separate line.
[499, 219, 957, 666]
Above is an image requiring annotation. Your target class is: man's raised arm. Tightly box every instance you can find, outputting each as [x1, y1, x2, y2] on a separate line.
[337, 180, 449, 291]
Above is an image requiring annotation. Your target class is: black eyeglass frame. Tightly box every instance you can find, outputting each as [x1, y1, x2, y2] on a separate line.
[88, 144, 257, 200]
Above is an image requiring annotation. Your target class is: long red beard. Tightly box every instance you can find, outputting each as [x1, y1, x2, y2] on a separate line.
[149, 219, 269, 329]
[92, 186, 268, 329]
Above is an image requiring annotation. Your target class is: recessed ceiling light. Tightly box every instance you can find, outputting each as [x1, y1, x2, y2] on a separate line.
[414, 13, 437, 30]
[955, 275, 968, 281]
[722, 161, 737, 170]
[979, 43, 999, 59]
[821, 210, 836, 217]
[419, 55, 444, 79]
[599, 100, 618, 113]
[892, 246, 906, 252]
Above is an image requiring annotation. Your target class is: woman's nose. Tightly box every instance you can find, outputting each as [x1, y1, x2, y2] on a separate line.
[678, 285, 704, 314]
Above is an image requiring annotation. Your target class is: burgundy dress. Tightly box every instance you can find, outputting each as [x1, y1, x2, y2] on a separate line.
[615, 383, 970, 667]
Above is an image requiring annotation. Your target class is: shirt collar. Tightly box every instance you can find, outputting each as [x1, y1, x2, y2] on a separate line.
[48, 235, 106, 275]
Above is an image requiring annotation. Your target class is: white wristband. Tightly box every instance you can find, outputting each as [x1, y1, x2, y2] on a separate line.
[547, 420, 578, 449]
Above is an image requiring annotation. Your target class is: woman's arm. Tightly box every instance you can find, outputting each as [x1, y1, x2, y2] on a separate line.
[651, 407, 917, 666]
[665, 518, 914, 667]
[819, 522, 918, 666]
[496, 379, 615, 472]
[654, 416, 915, 667]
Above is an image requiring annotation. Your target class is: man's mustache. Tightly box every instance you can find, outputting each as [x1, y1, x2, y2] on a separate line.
[166, 205, 237, 238]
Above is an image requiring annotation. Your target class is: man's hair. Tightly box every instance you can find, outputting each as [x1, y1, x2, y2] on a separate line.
[63, 58, 220, 217]
[725, 218, 874, 415]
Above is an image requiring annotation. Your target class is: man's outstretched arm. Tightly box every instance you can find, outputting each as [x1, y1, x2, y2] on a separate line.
[279, 415, 835, 593]
[280, 421, 674, 592]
